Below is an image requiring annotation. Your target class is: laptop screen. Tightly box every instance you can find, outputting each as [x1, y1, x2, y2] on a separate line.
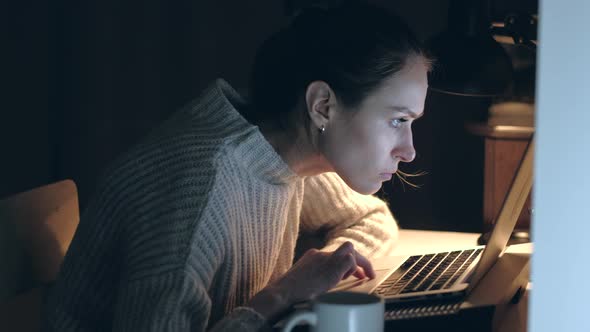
[467, 137, 534, 291]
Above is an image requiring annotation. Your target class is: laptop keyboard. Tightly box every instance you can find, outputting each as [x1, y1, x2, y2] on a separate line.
[374, 248, 484, 297]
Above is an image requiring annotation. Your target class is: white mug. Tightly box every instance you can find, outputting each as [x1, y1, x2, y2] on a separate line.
[281, 291, 384, 332]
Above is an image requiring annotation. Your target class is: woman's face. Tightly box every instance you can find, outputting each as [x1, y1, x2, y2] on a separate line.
[320, 59, 429, 195]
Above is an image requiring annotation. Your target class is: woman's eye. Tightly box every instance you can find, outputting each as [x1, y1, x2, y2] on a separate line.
[390, 118, 407, 128]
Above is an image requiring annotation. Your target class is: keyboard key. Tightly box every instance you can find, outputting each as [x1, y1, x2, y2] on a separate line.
[444, 249, 483, 288]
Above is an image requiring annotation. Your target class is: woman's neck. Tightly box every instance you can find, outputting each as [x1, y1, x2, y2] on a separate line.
[259, 124, 332, 177]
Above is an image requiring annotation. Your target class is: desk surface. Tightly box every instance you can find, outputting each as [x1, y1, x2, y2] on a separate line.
[394, 229, 480, 255]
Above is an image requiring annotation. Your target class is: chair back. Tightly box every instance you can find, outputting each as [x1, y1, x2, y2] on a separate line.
[0, 180, 80, 331]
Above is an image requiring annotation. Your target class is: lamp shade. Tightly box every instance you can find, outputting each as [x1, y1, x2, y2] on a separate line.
[428, 31, 513, 97]
[427, 0, 514, 97]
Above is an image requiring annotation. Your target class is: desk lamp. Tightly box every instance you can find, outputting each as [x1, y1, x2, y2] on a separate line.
[427, 0, 514, 97]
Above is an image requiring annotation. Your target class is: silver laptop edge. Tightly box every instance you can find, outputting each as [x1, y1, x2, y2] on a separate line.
[467, 137, 534, 292]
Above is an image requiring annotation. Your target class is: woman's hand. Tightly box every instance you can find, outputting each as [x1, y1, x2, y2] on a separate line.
[276, 241, 375, 303]
[247, 242, 375, 320]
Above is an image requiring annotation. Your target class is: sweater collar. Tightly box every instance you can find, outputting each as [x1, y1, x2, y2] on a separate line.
[214, 79, 300, 185]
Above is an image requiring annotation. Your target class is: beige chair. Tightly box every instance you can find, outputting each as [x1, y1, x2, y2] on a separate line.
[0, 180, 80, 331]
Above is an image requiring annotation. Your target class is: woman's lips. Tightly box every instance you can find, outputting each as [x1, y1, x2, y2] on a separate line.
[379, 173, 393, 181]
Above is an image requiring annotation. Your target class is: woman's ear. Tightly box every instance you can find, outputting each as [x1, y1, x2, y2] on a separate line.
[305, 81, 336, 130]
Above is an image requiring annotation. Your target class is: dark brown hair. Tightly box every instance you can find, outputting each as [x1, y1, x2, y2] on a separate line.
[245, 2, 432, 132]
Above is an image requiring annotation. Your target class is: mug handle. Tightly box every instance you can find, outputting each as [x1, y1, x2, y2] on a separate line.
[281, 311, 317, 332]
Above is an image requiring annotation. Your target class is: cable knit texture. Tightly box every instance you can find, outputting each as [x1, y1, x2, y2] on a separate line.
[42, 79, 398, 332]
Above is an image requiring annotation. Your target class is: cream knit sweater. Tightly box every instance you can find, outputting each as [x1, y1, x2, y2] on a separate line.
[43, 79, 398, 331]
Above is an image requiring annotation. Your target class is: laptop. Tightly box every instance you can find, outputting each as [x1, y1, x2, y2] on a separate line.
[333, 137, 534, 304]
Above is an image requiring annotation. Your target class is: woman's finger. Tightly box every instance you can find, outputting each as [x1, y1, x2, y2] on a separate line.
[353, 251, 376, 279]
[334, 251, 357, 281]
[332, 241, 354, 257]
[342, 268, 354, 280]
[352, 266, 367, 279]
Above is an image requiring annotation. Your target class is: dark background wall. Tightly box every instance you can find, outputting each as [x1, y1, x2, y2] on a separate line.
[3, 0, 286, 204]
[2, 0, 535, 232]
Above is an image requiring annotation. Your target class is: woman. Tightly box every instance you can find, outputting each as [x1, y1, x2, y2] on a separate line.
[44, 3, 431, 331]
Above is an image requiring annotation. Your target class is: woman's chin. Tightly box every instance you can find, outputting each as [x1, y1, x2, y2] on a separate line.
[349, 181, 382, 195]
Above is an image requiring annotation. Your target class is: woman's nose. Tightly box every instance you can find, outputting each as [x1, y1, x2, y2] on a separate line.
[394, 130, 416, 163]
[398, 145, 416, 163]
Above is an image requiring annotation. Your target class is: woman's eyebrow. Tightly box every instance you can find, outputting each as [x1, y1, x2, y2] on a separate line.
[388, 106, 424, 119]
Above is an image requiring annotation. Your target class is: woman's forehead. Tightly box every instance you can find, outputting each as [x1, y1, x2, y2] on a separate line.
[364, 69, 428, 110]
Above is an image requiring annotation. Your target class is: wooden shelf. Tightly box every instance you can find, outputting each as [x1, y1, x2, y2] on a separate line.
[466, 122, 534, 231]
[466, 123, 534, 140]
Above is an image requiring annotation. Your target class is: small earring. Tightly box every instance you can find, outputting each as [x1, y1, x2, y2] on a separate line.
[319, 125, 326, 134]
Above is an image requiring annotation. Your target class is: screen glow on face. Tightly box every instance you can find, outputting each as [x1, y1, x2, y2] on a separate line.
[321, 60, 428, 194]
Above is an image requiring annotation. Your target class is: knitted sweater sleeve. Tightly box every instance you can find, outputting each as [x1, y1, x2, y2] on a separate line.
[106, 181, 272, 332]
[300, 172, 399, 258]
[112, 270, 266, 332]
